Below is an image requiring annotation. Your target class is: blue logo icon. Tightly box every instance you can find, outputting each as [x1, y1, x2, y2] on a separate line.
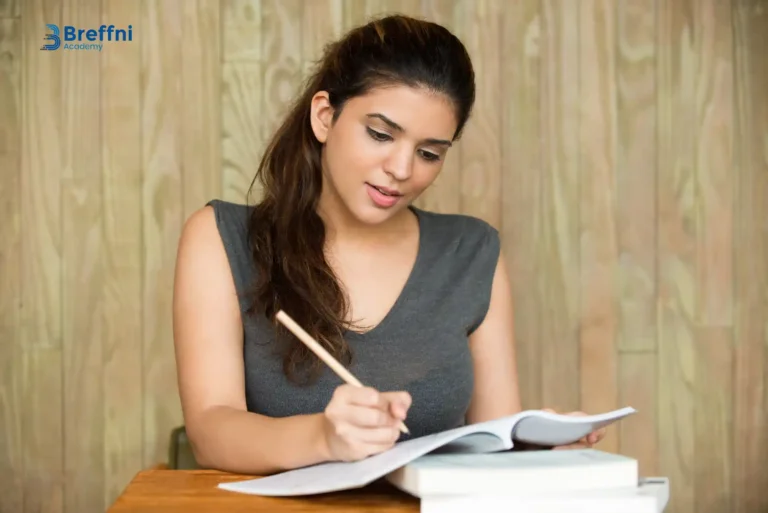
[40, 24, 60, 50]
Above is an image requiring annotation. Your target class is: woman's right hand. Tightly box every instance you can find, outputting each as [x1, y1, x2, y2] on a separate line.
[320, 384, 412, 462]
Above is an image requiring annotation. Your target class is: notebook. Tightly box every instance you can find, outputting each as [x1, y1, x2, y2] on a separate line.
[218, 406, 636, 496]
[385, 448, 638, 497]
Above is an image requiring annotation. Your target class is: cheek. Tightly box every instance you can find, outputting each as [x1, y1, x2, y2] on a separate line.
[326, 129, 379, 180]
[410, 164, 442, 191]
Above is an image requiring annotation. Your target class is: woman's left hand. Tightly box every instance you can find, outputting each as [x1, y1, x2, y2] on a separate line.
[542, 409, 606, 450]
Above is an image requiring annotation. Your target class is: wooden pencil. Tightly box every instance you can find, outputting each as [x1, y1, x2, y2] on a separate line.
[275, 309, 410, 434]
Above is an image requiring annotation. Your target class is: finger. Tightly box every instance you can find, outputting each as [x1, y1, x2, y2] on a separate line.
[344, 404, 399, 428]
[345, 424, 402, 445]
[382, 391, 412, 419]
[553, 441, 591, 451]
[345, 386, 386, 408]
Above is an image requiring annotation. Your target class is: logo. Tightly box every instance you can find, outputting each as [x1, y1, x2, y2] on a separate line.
[40, 24, 133, 51]
[40, 24, 60, 50]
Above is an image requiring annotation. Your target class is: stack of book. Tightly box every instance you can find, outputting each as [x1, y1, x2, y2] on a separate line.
[385, 449, 669, 513]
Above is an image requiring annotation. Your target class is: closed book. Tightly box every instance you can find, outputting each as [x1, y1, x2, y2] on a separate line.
[385, 448, 638, 497]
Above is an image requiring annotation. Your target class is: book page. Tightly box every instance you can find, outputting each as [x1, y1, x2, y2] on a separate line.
[218, 419, 512, 496]
[217, 407, 636, 497]
[511, 407, 637, 446]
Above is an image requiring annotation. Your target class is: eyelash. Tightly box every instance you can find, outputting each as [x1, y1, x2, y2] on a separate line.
[366, 127, 441, 162]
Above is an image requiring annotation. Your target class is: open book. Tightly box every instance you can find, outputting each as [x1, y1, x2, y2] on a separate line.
[218, 406, 636, 496]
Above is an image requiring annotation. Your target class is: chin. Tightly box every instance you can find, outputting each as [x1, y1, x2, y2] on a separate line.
[350, 204, 401, 225]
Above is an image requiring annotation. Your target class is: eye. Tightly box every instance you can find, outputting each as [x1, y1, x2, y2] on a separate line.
[367, 127, 392, 142]
[419, 149, 441, 162]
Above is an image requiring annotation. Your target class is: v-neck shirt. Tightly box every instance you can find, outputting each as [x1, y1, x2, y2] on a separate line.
[206, 199, 501, 441]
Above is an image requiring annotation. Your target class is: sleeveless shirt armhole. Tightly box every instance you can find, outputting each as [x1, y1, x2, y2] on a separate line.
[467, 223, 501, 336]
[204, 199, 253, 313]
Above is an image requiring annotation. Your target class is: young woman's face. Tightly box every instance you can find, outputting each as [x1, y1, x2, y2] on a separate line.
[310, 85, 458, 226]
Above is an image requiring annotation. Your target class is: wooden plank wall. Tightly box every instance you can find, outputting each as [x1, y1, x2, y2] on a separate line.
[0, 0, 765, 512]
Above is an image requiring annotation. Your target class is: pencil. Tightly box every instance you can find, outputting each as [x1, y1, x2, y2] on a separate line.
[275, 309, 410, 434]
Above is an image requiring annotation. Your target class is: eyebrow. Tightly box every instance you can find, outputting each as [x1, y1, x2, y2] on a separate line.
[366, 113, 453, 147]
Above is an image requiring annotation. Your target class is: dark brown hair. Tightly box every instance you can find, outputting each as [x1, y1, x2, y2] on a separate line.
[245, 14, 476, 384]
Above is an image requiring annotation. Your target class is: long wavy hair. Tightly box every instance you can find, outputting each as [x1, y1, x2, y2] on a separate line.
[245, 14, 476, 385]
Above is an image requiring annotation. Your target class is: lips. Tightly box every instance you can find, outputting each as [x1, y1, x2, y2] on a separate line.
[365, 183, 403, 208]
[367, 183, 402, 197]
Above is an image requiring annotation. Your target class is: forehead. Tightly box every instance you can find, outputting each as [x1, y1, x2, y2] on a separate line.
[341, 85, 458, 140]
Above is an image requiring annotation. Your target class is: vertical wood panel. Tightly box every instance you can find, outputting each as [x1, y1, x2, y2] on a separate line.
[500, 0, 541, 411]
[455, 0, 501, 229]
[538, 0, 580, 413]
[619, 353, 659, 477]
[182, 0, 222, 217]
[61, 0, 104, 511]
[20, 1, 64, 512]
[141, 0, 184, 468]
[657, 1, 697, 511]
[261, 0, 303, 143]
[301, 0, 342, 80]
[0, 0, 19, 18]
[578, 0, 619, 454]
[616, 0, 657, 354]
[0, 16, 22, 513]
[732, 1, 768, 512]
[694, 0, 734, 328]
[692, 1, 735, 512]
[615, 0, 658, 479]
[222, 0, 263, 204]
[101, 0, 143, 508]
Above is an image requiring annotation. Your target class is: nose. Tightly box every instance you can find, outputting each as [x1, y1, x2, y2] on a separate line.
[383, 145, 414, 182]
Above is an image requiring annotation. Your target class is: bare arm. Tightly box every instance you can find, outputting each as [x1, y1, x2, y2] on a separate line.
[465, 250, 523, 424]
[172, 206, 330, 474]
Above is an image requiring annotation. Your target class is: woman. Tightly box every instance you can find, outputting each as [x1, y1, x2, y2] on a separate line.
[172, 14, 604, 476]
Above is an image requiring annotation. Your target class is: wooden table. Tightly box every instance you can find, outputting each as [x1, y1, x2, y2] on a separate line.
[108, 469, 421, 512]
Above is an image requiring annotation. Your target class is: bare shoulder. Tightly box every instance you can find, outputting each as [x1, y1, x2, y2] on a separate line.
[178, 205, 219, 251]
[174, 204, 238, 325]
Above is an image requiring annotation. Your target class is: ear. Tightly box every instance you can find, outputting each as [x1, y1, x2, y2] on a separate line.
[309, 91, 334, 143]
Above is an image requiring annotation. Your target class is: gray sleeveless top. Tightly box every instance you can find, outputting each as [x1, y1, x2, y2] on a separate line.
[206, 199, 500, 441]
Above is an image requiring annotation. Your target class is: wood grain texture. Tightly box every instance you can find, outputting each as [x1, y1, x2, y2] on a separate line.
[657, 1, 698, 511]
[732, 1, 768, 512]
[140, 0, 184, 469]
[0, 16, 22, 513]
[616, 0, 657, 354]
[61, 0, 104, 511]
[108, 470, 419, 512]
[578, 0, 619, 455]
[615, 0, 659, 482]
[538, 0, 580, 414]
[499, 0, 541, 411]
[222, 0, 263, 204]
[101, 0, 143, 508]
[692, 2, 735, 512]
[0, 0, 19, 18]
[2, 2, 767, 512]
[456, 0, 501, 229]
[618, 353, 658, 478]
[261, 0, 303, 141]
[182, 0, 222, 217]
[20, 1, 64, 512]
